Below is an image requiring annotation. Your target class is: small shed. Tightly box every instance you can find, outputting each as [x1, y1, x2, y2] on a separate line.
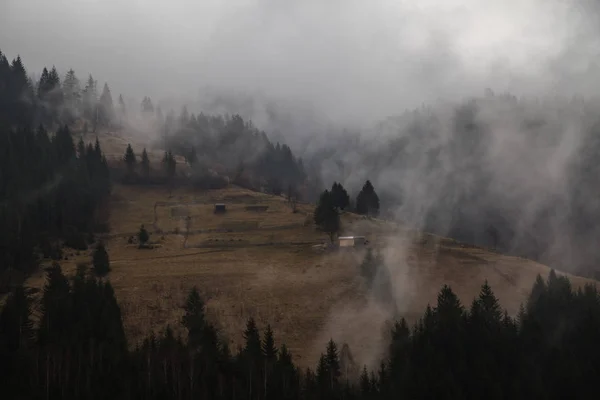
[214, 203, 227, 213]
[338, 236, 367, 247]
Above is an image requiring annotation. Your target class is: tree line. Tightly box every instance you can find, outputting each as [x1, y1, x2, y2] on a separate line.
[2, 264, 600, 399]
[314, 180, 380, 242]
[0, 49, 120, 131]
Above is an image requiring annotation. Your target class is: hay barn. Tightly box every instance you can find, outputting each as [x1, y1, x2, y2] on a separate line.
[338, 236, 367, 247]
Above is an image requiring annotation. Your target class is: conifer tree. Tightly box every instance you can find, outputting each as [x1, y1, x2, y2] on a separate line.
[137, 224, 149, 248]
[124, 143, 137, 175]
[0, 286, 34, 351]
[181, 286, 206, 349]
[77, 136, 86, 158]
[62, 69, 81, 122]
[331, 182, 350, 210]
[262, 324, 278, 360]
[325, 339, 341, 391]
[98, 82, 114, 128]
[313, 189, 340, 243]
[141, 96, 154, 115]
[356, 180, 380, 217]
[82, 74, 98, 128]
[117, 94, 126, 129]
[179, 105, 189, 126]
[141, 147, 150, 179]
[162, 150, 176, 195]
[38, 263, 72, 346]
[92, 241, 110, 277]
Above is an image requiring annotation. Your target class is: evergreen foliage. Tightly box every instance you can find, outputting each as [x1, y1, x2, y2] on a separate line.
[313, 189, 341, 243]
[356, 180, 380, 216]
[92, 242, 110, 277]
[331, 182, 350, 210]
[138, 224, 149, 247]
[2, 270, 594, 400]
[124, 143, 137, 174]
[141, 147, 150, 179]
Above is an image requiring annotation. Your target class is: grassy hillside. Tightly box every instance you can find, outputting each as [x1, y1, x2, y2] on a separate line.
[23, 131, 597, 368]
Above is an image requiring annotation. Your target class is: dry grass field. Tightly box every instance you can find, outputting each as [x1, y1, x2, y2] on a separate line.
[21, 131, 598, 368]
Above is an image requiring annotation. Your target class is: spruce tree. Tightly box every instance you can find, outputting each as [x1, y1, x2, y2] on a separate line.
[356, 180, 380, 217]
[92, 241, 110, 277]
[98, 82, 114, 128]
[137, 224, 149, 248]
[117, 94, 126, 129]
[77, 136, 86, 159]
[38, 263, 72, 346]
[124, 143, 137, 175]
[262, 324, 278, 360]
[313, 189, 340, 243]
[141, 147, 150, 179]
[331, 182, 350, 210]
[181, 286, 206, 349]
[325, 339, 341, 391]
[0, 286, 34, 351]
[62, 69, 81, 122]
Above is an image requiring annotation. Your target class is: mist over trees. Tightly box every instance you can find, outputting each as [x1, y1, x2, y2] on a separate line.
[303, 94, 600, 277]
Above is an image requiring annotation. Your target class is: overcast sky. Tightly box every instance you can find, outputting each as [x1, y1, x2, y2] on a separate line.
[2, 0, 599, 123]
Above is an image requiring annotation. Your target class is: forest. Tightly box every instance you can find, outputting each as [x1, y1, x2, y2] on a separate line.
[2, 50, 600, 399]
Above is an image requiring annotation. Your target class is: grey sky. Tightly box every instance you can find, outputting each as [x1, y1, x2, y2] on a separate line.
[2, 0, 599, 124]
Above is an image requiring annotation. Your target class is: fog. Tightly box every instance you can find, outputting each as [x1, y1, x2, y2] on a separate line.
[3, 0, 600, 125]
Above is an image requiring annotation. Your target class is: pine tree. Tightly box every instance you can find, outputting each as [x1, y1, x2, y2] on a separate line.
[262, 324, 278, 360]
[262, 324, 278, 398]
[141, 147, 150, 179]
[117, 94, 126, 129]
[477, 281, 502, 325]
[62, 69, 81, 122]
[162, 150, 176, 195]
[325, 339, 341, 391]
[77, 136, 86, 159]
[356, 180, 380, 217]
[181, 287, 205, 349]
[243, 317, 262, 357]
[331, 182, 350, 210]
[38, 263, 72, 346]
[313, 189, 340, 243]
[92, 241, 110, 277]
[83, 74, 98, 128]
[98, 82, 114, 128]
[53, 125, 76, 166]
[179, 105, 189, 126]
[138, 224, 149, 248]
[141, 96, 154, 115]
[124, 143, 137, 175]
[0, 286, 34, 351]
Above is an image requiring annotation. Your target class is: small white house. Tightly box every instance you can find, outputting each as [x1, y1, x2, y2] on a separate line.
[338, 236, 367, 247]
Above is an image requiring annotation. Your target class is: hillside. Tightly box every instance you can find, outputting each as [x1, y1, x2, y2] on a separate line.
[23, 131, 597, 368]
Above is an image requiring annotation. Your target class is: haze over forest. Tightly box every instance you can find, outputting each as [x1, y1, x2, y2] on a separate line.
[3, 0, 600, 124]
[4, 0, 600, 277]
